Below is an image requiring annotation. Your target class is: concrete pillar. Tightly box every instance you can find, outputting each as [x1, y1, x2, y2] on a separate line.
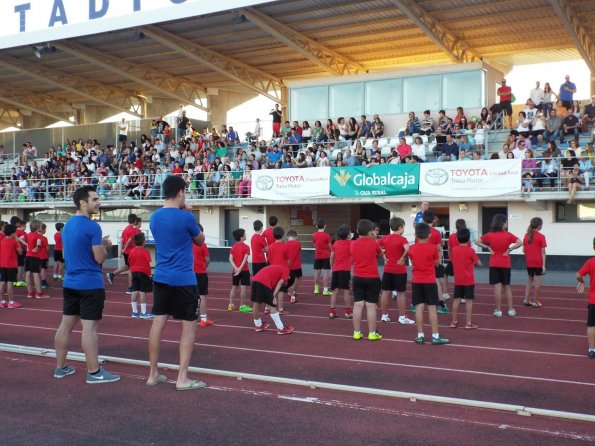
[207, 90, 258, 129]
[80, 105, 118, 125]
[21, 113, 56, 130]
[145, 98, 182, 120]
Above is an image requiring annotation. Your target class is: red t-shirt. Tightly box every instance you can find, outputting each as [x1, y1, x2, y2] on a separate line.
[286, 240, 302, 270]
[16, 229, 27, 251]
[350, 237, 380, 278]
[447, 233, 459, 253]
[230, 242, 250, 271]
[192, 244, 209, 273]
[312, 231, 332, 259]
[39, 235, 49, 260]
[523, 231, 547, 268]
[578, 258, 595, 305]
[378, 234, 408, 274]
[267, 241, 288, 267]
[253, 264, 290, 290]
[54, 232, 63, 250]
[26, 232, 42, 258]
[250, 233, 267, 264]
[0, 238, 20, 268]
[480, 231, 519, 268]
[332, 239, 352, 272]
[129, 246, 152, 276]
[409, 242, 438, 284]
[498, 85, 512, 102]
[262, 227, 275, 246]
[451, 245, 479, 286]
[122, 225, 141, 255]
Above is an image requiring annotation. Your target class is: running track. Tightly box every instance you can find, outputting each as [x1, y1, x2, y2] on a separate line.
[0, 272, 593, 445]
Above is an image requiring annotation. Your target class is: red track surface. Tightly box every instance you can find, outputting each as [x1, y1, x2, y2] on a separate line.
[0, 272, 593, 445]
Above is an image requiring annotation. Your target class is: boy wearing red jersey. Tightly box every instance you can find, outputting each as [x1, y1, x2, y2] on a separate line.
[106, 214, 141, 294]
[39, 224, 50, 289]
[128, 233, 153, 319]
[445, 219, 467, 301]
[12, 217, 27, 286]
[267, 226, 290, 314]
[476, 214, 522, 318]
[350, 219, 383, 341]
[312, 219, 332, 295]
[250, 220, 268, 276]
[262, 216, 278, 247]
[0, 224, 23, 308]
[251, 264, 294, 335]
[379, 218, 414, 325]
[576, 237, 595, 358]
[329, 225, 352, 320]
[409, 223, 449, 345]
[228, 228, 252, 312]
[25, 220, 48, 299]
[53, 222, 64, 281]
[286, 230, 302, 304]
[193, 224, 212, 327]
[450, 228, 482, 329]
[523, 217, 547, 307]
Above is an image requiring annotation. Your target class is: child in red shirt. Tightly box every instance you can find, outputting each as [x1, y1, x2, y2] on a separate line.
[0, 224, 23, 308]
[262, 216, 278, 247]
[450, 228, 482, 329]
[228, 228, 251, 312]
[286, 230, 302, 304]
[350, 219, 383, 341]
[14, 218, 28, 286]
[25, 220, 48, 299]
[445, 218, 467, 301]
[476, 214, 522, 318]
[251, 264, 294, 335]
[53, 222, 64, 281]
[576, 237, 595, 359]
[107, 214, 141, 293]
[39, 224, 50, 289]
[250, 220, 268, 276]
[330, 225, 352, 320]
[128, 232, 153, 319]
[267, 226, 290, 314]
[312, 219, 332, 295]
[409, 223, 449, 345]
[193, 223, 212, 327]
[522, 217, 547, 307]
[379, 217, 413, 325]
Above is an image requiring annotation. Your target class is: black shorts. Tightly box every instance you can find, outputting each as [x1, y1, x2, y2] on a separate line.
[411, 283, 440, 306]
[588, 304, 595, 327]
[444, 261, 454, 276]
[527, 267, 544, 277]
[252, 262, 267, 276]
[352, 276, 381, 303]
[131, 272, 153, 293]
[454, 284, 475, 300]
[435, 264, 445, 279]
[123, 253, 130, 266]
[40, 259, 49, 270]
[290, 268, 303, 279]
[63, 288, 106, 321]
[118, 134, 127, 142]
[314, 258, 331, 270]
[489, 267, 511, 285]
[54, 250, 64, 263]
[500, 100, 513, 116]
[280, 275, 295, 294]
[25, 256, 41, 273]
[232, 270, 251, 286]
[0, 268, 17, 283]
[251, 281, 275, 306]
[195, 273, 208, 296]
[152, 281, 199, 321]
[331, 271, 351, 290]
[17, 254, 25, 267]
[381, 272, 407, 292]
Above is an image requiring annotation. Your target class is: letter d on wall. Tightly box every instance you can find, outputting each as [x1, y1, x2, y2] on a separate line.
[90, 0, 109, 19]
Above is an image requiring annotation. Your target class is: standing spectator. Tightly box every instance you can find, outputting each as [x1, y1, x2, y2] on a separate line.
[270, 104, 282, 137]
[497, 79, 513, 129]
[118, 118, 128, 145]
[542, 82, 557, 118]
[253, 118, 262, 141]
[530, 81, 545, 111]
[559, 75, 577, 110]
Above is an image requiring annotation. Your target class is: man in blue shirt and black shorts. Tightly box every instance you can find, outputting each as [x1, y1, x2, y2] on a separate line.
[146, 175, 206, 390]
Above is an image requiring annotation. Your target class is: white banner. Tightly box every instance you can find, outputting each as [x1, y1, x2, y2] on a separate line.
[251, 167, 331, 201]
[419, 159, 522, 198]
[1, 0, 275, 50]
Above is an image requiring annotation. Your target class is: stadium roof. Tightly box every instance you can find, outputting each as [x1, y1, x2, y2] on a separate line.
[0, 0, 593, 127]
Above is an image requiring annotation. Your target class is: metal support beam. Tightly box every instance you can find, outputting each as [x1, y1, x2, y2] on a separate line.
[0, 89, 73, 124]
[142, 25, 284, 104]
[240, 7, 366, 76]
[388, 0, 482, 63]
[54, 41, 208, 112]
[0, 54, 144, 118]
[549, 0, 595, 74]
[0, 107, 21, 128]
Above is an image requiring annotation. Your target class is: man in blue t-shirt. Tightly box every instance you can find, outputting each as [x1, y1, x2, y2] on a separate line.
[559, 75, 577, 110]
[414, 201, 430, 226]
[54, 186, 120, 384]
[147, 175, 206, 390]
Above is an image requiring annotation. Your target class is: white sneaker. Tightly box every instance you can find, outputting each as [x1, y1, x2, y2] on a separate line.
[461, 298, 466, 303]
[381, 314, 390, 322]
[442, 293, 451, 302]
[507, 308, 517, 317]
[493, 309, 503, 318]
[398, 316, 415, 325]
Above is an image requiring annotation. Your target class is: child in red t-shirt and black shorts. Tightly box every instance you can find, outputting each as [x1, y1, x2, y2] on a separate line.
[53, 222, 64, 281]
[286, 230, 302, 304]
[329, 225, 352, 320]
[450, 228, 482, 329]
[229, 228, 252, 312]
[0, 224, 23, 308]
[128, 233, 153, 319]
[576, 237, 595, 359]
[522, 217, 547, 307]
[312, 219, 332, 295]
[251, 264, 294, 335]
[193, 223, 212, 327]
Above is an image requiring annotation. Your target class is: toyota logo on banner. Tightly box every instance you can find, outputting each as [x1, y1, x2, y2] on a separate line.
[255, 175, 274, 191]
[425, 168, 449, 186]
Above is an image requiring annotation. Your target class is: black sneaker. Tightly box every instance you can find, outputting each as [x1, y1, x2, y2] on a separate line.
[126, 287, 132, 294]
[106, 272, 114, 285]
[589, 350, 595, 359]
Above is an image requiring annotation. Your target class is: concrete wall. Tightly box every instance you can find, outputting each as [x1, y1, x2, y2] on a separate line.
[208, 90, 258, 130]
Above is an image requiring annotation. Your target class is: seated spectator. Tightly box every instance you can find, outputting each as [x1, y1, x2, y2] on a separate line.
[337, 117, 349, 140]
[267, 145, 282, 166]
[567, 163, 585, 204]
[578, 152, 592, 189]
[281, 154, 294, 169]
[419, 110, 434, 136]
[238, 165, 252, 197]
[325, 119, 336, 141]
[369, 139, 380, 157]
[396, 137, 412, 161]
[560, 149, 579, 186]
[404, 112, 421, 136]
[288, 129, 302, 153]
[530, 111, 546, 146]
[357, 115, 372, 138]
[555, 99, 568, 119]
[582, 95, 595, 133]
[316, 151, 330, 167]
[562, 109, 580, 143]
[334, 152, 345, 167]
[512, 140, 528, 159]
[521, 149, 538, 182]
[458, 149, 471, 161]
[515, 111, 530, 133]
[479, 107, 491, 126]
[371, 114, 384, 138]
[312, 121, 325, 142]
[347, 117, 359, 141]
[301, 121, 312, 144]
[474, 124, 486, 151]
[411, 136, 426, 161]
[536, 150, 558, 189]
[521, 172, 534, 196]
[438, 134, 458, 161]
[454, 107, 468, 129]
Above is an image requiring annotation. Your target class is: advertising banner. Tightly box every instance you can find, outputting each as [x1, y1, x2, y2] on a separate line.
[251, 167, 331, 201]
[330, 164, 419, 198]
[419, 159, 522, 197]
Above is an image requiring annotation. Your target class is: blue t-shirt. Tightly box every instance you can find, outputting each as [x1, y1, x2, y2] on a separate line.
[559, 81, 576, 101]
[63, 215, 104, 290]
[150, 208, 200, 286]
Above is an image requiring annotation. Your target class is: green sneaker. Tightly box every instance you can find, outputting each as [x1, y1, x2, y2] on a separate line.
[437, 306, 449, 314]
[431, 336, 450, 345]
[239, 305, 252, 313]
[414, 336, 425, 344]
[410, 305, 416, 313]
[322, 290, 332, 296]
[313, 286, 320, 295]
[353, 331, 363, 340]
[367, 332, 382, 341]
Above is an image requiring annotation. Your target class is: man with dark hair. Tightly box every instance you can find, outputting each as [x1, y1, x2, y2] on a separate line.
[147, 175, 206, 390]
[54, 186, 119, 383]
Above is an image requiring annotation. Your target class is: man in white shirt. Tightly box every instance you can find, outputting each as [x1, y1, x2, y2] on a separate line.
[529, 81, 545, 112]
[254, 118, 262, 141]
[118, 118, 128, 144]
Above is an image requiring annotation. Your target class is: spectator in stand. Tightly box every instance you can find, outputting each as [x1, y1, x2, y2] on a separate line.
[544, 109, 562, 143]
[454, 107, 468, 129]
[301, 121, 312, 144]
[337, 117, 349, 140]
[567, 163, 585, 204]
[357, 115, 373, 138]
[347, 117, 359, 141]
[238, 165, 252, 197]
[560, 149, 579, 186]
[439, 134, 458, 161]
[371, 114, 384, 138]
[253, 118, 262, 141]
[562, 109, 580, 143]
[542, 82, 557, 118]
[479, 107, 491, 126]
[411, 136, 426, 161]
[312, 120, 325, 142]
[536, 150, 558, 189]
[582, 95, 595, 133]
[530, 81, 545, 111]
[559, 75, 577, 110]
[288, 128, 302, 154]
[325, 119, 336, 141]
[270, 104, 282, 137]
[396, 137, 412, 161]
[280, 121, 292, 138]
[227, 126, 239, 147]
[404, 112, 421, 136]
[420, 110, 434, 136]
[515, 111, 530, 134]
[497, 79, 514, 129]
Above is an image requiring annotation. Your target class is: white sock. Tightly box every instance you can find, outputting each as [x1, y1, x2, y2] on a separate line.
[323, 287, 329, 292]
[432, 333, 439, 339]
[0, 300, 5, 304]
[417, 332, 424, 338]
[200, 314, 207, 321]
[131, 302, 138, 313]
[270, 312, 284, 330]
[140, 303, 147, 314]
[9, 300, 14, 304]
[253, 318, 262, 327]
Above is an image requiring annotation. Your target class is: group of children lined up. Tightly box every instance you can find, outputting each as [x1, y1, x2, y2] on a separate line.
[0, 216, 65, 309]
